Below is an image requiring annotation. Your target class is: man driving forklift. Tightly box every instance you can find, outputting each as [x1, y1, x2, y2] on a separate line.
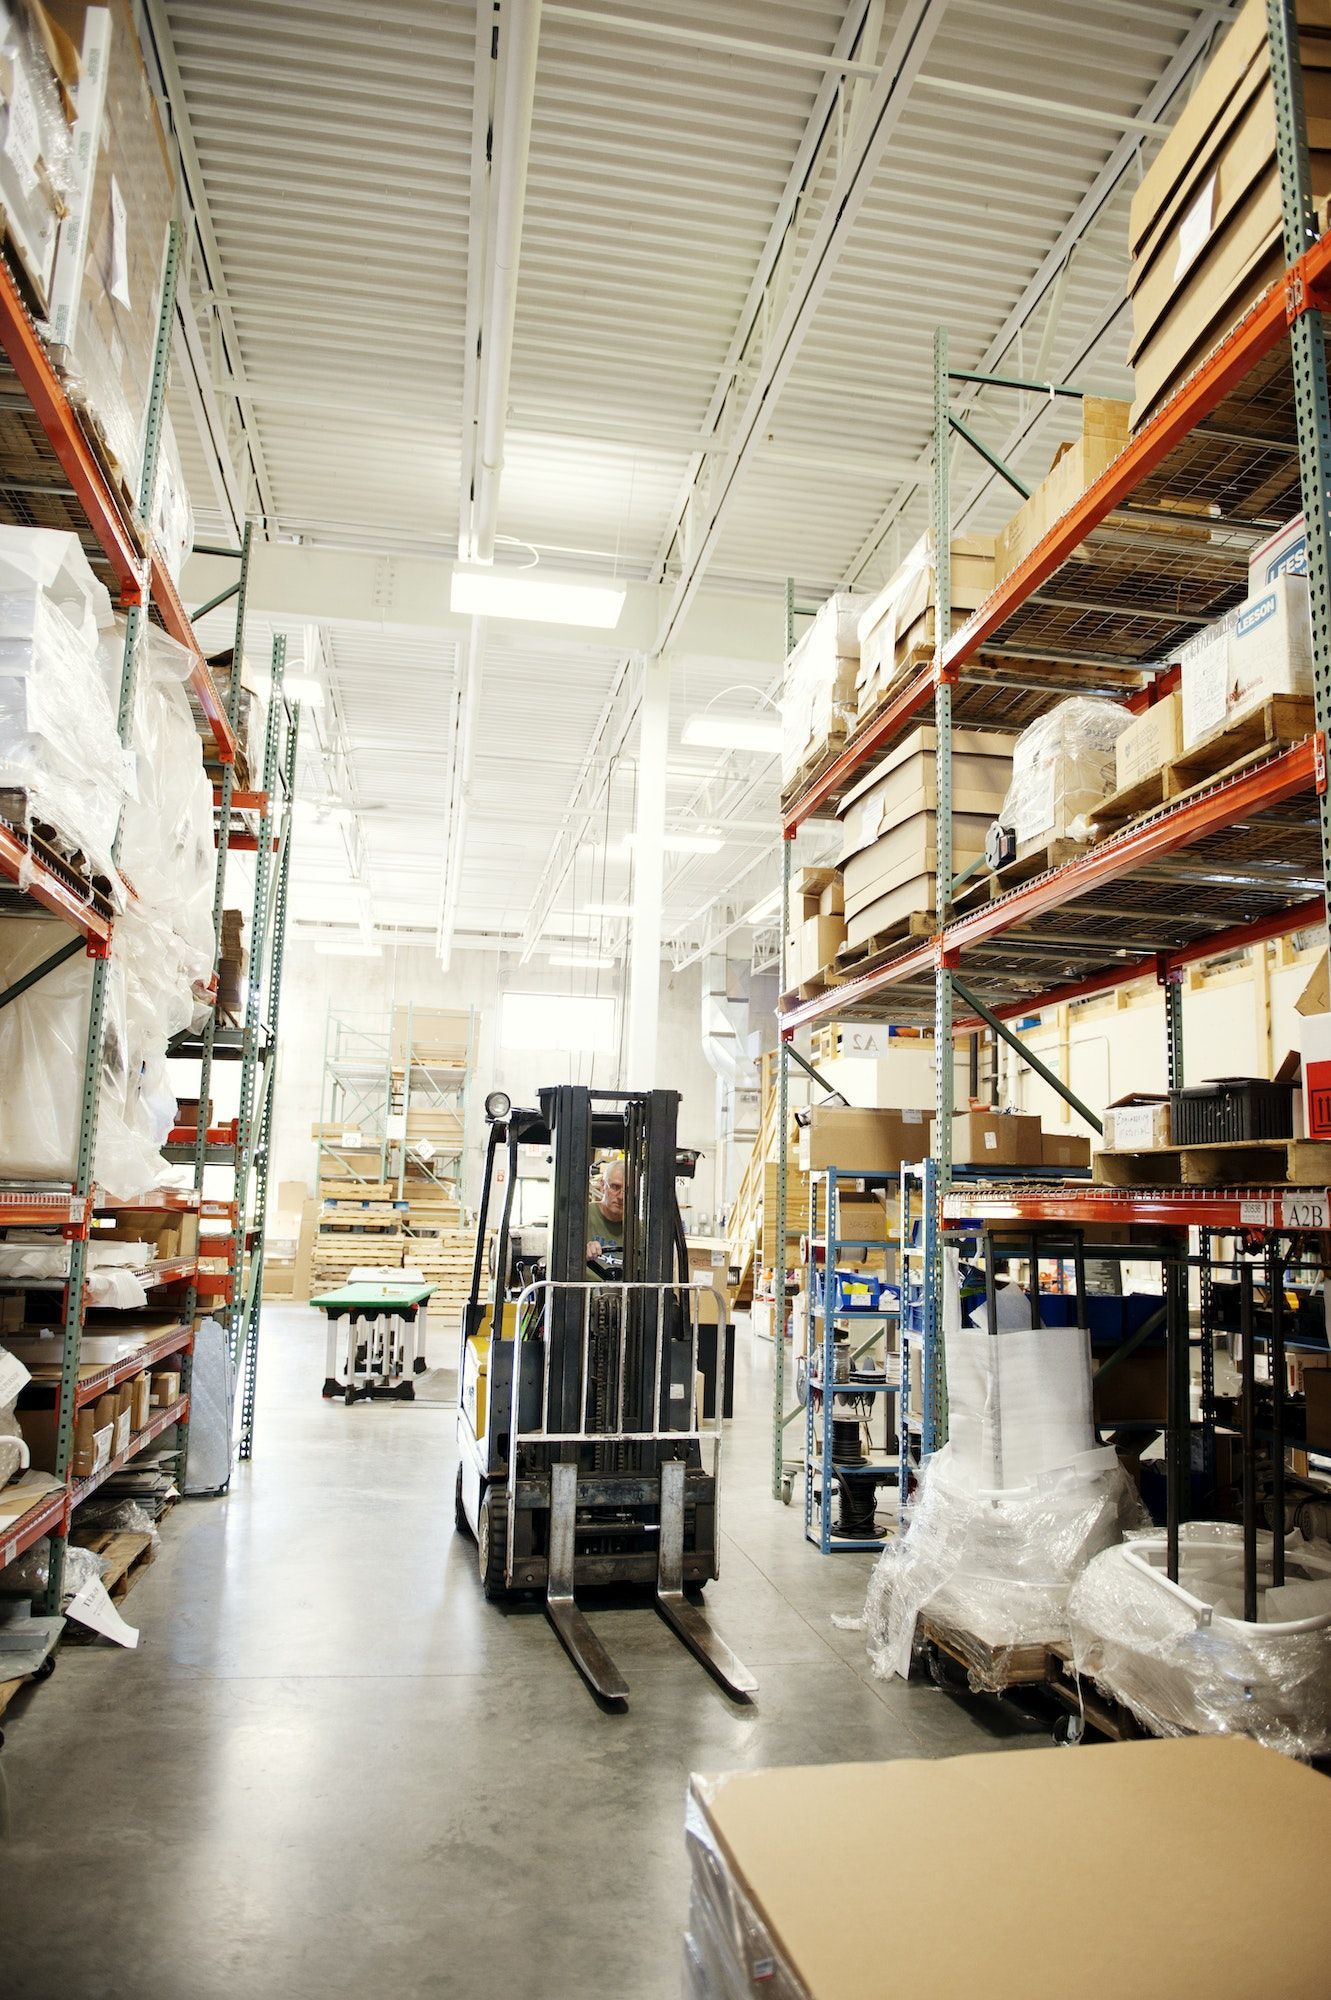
[586, 1156, 625, 1270]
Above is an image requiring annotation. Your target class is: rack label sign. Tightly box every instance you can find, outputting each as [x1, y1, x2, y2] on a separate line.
[1280, 1194, 1329, 1231]
[1239, 1201, 1271, 1226]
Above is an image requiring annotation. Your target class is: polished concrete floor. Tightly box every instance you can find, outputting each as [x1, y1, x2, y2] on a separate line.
[0, 1306, 1034, 1999]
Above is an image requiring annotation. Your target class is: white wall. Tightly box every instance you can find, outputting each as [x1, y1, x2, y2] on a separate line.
[269, 942, 724, 1224]
[995, 946, 1317, 1133]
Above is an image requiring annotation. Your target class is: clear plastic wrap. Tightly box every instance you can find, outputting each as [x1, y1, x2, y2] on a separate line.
[856, 1249, 1143, 1683]
[2, 1534, 107, 1599]
[1069, 1524, 1331, 1757]
[0, 526, 126, 891]
[779, 593, 862, 786]
[682, 1786, 806, 2000]
[995, 695, 1134, 851]
[0, 1405, 28, 1486]
[0, 0, 76, 306]
[183, 1316, 234, 1495]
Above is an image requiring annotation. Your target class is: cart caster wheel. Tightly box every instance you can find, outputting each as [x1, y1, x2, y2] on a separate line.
[413, 1356, 428, 1374]
[454, 1464, 474, 1539]
[33, 1653, 56, 1683]
[781, 1475, 794, 1505]
[321, 1377, 340, 1399]
[1053, 1713, 1085, 1747]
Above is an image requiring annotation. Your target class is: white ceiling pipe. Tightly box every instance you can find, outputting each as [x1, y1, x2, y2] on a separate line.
[471, 0, 543, 565]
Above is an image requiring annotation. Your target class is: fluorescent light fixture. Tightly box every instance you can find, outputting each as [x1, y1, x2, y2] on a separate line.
[682, 711, 782, 754]
[450, 567, 627, 629]
[743, 889, 782, 925]
[579, 901, 630, 917]
[549, 952, 614, 969]
[313, 939, 382, 959]
[623, 829, 723, 856]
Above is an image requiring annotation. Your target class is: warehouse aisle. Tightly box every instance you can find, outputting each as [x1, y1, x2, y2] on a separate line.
[0, 1309, 1028, 2000]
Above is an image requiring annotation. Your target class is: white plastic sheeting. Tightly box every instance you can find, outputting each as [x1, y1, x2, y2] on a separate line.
[1069, 1524, 1331, 1757]
[996, 695, 1134, 849]
[857, 1249, 1141, 1685]
[0, 527, 128, 892]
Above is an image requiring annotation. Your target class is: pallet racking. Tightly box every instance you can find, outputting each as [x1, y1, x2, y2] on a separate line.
[773, 0, 1331, 1573]
[0, 220, 294, 1598]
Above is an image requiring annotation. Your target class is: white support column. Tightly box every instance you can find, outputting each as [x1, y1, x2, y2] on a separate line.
[626, 652, 670, 1086]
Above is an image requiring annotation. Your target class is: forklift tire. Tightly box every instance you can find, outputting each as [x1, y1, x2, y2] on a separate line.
[454, 1464, 473, 1540]
[477, 1488, 509, 1600]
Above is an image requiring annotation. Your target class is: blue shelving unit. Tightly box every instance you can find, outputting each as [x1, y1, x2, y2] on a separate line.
[803, 1166, 903, 1554]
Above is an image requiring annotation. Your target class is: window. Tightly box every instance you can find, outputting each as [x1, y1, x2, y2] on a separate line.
[499, 990, 616, 1054]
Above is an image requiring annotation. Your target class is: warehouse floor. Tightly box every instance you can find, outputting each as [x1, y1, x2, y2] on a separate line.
[0, 1308, 1031, 2000]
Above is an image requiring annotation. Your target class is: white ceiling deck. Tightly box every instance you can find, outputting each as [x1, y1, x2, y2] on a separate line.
[155, 0, 1237, 964]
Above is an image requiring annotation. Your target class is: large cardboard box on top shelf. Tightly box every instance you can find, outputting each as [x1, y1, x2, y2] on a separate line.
[993, 398, 1131, 586]
[0, 1, 82, 313]
[837, 725, 1014, 950]
[45, 0, 176, 509]
[779, 593, 865, 790]
[1125, 0, 1331, 426]
[797, 1105, 929, 1175]
[1114, 691, 1183, 790]
[854, 532, 996, 719]
[784, 866, 846, 988]
[1179, 573, 1313, 751]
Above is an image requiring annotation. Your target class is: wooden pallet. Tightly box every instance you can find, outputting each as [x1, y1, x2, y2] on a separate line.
[920, 1610, 1059, 1694]
[1097, 695, 1315, 835]
[833, 911, 936, 978]
[67, 1528, 156, 1627]
[319, 1178, 396, 1201]
[973, 836, 1087, 904]
[1094, 1136, 1331, 1189]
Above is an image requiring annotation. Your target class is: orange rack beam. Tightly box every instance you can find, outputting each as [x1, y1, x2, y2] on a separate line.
[942, 1182, 1331, 1233]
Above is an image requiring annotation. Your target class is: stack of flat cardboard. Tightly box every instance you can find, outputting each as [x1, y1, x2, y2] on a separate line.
[837, 726, 1014, 951]
[1127, 0, 1331, 427]
[854, 532, 995, 720]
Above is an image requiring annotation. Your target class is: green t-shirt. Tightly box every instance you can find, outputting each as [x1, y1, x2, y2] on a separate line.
[587, 1202, 623, 1272]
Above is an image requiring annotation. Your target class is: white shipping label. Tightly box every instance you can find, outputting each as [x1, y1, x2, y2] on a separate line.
[108, 175, 130, 308]
[1109, 1104, 1161, 1151]
[4, 61, 41, 185]
[66, 1574, 138, 1648]
[0, 1347, 29, 1407]
[902, 1108, 923, 1124]
[1180, 628, 1229, 748]
[1173, 172, 1217, 284]
[1281, 1193, 1329, 1231]
[339, 1129, 362, 1147]
[984, 1131, 997, 1150]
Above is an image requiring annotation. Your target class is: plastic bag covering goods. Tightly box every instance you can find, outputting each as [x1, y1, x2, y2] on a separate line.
[183, 1317, 234, 1495]
[996, 694, 1133, 850]
[0, 611, 215, 1200]
[1069, 1522, 1331, 1758]
[0, 527, 128, 891]
[858, 1250, 1142, 1684]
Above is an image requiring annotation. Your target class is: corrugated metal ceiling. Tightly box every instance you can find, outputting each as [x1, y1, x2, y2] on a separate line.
[156, 0, 1232, 952]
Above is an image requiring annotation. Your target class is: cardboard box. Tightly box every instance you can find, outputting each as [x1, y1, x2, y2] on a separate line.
[46, 1, 176, 502]
[150, 1368, 180, 1409]
[1183, 575, 1314, 749]
[25, 1399, 116, 1478]
[780, 593, 866, 786]
[1041, 1130, 1092, 1170]
[129, 1368, 150, 1431]
[854, 532, 996, 713]
[1296, 949, 1329, 1018]
[933, 1110, 1043, 1167]
[1125, 0, 1331, 422]
[994, 399, 1130, 585]
[787, 911, 846, 988]
[687, 1739, 1331, 1999]
[797, 1106, 929, 1175]
[838, 727, 1015, 866]
[1102, 1093, 1172, 1151]
[1305, 1366, 1331, 1451]
[1114, 692, 1182, 790]
[1249, 512, 1308, 592]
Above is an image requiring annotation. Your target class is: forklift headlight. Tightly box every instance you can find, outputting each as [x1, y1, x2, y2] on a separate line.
[485, 1090, 512, 1122]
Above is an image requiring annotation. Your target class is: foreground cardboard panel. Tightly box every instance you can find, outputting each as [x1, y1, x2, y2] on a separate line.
[695, 1737, 1331, 1999]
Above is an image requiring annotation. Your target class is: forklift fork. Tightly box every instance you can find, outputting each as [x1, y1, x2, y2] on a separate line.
[545, 1459, 629, 1704]
[655, 1457, 757, 1698]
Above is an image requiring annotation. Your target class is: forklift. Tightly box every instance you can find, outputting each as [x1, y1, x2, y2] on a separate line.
[454, 1083, 755, 1706]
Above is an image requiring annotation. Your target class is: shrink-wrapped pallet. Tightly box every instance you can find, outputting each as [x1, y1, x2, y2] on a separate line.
[779, 593, 863, 789]
[0, 524, 127, 890]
